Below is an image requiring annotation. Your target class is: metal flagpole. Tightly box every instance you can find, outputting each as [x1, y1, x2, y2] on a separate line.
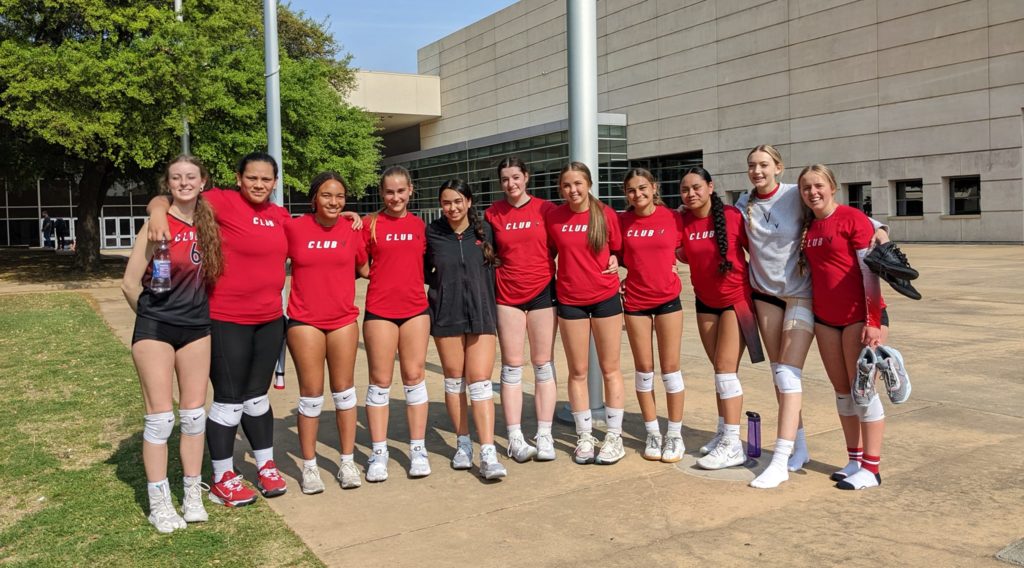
[174, 0, 190, 154]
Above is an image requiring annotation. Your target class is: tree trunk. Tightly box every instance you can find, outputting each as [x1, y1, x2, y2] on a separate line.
[73, 158, 115, 272]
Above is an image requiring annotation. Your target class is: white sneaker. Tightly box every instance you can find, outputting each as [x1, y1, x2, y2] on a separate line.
[451, 439, 473, 470]
[534, 432, 556, 461]
[507, 431, 538, 463]
[479, 446, 507, 480]
[148, 484, 186, 534]
[643, 433, 663, 461]
[409, 445, 431, 478]
[337, 460, 362, 489]
[365, 449, 389, 483]
[301, 463, 325, 495]
[696, 437, 745, 470]
[700, 429, 723, 456]
[596, 432, 626, 465]
[573, 432, 598, 464]
[661, 433, 685, 463]
[181, 477, 209, 523]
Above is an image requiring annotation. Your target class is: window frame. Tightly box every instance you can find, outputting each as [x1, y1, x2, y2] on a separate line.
[893, 179, 924, 217]
[948, 175, 981, 216]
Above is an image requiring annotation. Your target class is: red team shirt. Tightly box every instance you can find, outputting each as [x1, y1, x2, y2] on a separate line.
[362, 212, 428, 319]
[680, 206, 751, 308]
[545, 203, 622, 306]
[619, 206, 683, 311]
[285, 214, 368, 330]
[802, 205, 885, 327]
[485, 197, 557, 306]
[203, 188, 290, 324]
[138, 214, 208, 327]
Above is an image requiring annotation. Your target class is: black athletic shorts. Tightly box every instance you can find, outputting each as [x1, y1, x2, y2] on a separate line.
[506, 279, 557, 312]
[286, 317, 352, 334]
[132, 316, 210, 350]
[694, 297, 735, 316]
[210, 317, 285, 404]
[752, 291, 787, 311]
[557, 293, 622, 320]
[364, 307, 430, 327]
[814, 308, 891, 331]
[624, 296, 682, 317]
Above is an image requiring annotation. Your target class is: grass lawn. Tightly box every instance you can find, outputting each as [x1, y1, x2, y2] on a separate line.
[0, 293, 322, 567]
[0, 248, 128, 285]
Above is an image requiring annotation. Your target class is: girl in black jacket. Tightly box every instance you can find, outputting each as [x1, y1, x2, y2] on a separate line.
[425, 179, 506, 480]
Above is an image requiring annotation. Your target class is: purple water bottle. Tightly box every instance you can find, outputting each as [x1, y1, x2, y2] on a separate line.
[746, 411, 761, 458]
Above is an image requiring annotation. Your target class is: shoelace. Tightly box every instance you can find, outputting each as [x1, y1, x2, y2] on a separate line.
[184, 481, 209, 502]
[711, 436, 734, 457]
[223, 475, 246, 492]
[261, 467, 282, 481]
[892, 246, 910, 265]
[647, 436, 661, 450]
[664, 437, 680, 453]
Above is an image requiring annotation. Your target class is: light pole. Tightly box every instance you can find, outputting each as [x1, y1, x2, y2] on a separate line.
[174, 0, 189, 154]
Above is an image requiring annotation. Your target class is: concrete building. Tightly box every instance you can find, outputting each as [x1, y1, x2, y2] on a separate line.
[370, 0, 1024, 242]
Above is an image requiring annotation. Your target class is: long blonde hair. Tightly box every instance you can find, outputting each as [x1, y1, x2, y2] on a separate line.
[160, 155, 222, 285]
[560, 162, 607, 253]
[369, 165, 414, 244]
[795, 163, 839, 276]
[745, 144, 785, 226]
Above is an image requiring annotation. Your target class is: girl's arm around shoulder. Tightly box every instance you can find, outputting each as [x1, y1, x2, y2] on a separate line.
[122, 221, 155, 313]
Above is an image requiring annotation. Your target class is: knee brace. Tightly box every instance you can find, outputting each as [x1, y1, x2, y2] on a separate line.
[662, 371, 685, 394]
[501, 365, 523, 386]
[857, 394, 885, 423]
[178, 407, 206, 436]
[243, 394, 270, 417]
[835, 393, 857, 417]
[404, 381, 429, 406]
[332, 387, 357, 411]
[143, 411, 175, 444]
[208, 401, 244, 427]
[783, 299, 815, 333]
[533, 361, 555, 383]
[366, 384, 391, 407]
[714, 373, 743, 400]
[468, 380, 494, 402]
[298, 395, 324, 418]
[773, 364, 803, 394]
[443, 377, 466, 394]
[634, 371, 655, 393]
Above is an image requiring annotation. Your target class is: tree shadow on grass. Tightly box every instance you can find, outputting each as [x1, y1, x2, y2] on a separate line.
[0, 249, 127, 285]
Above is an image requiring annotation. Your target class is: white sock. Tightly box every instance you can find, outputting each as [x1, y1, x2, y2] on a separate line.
[751, 438, 793, 489]
[371, 441, 388, 455]
[147, 478, 170, 493]
[605, 407, 624, 435]
[723, 423, 740, 444]
[340, 453, 354, 463]
[507, 423, 522, 436]
[303, 458, 317, 469]
[572, 409, 593, 434]
[537, 421, 553, 434]
[410, 439, 426, 455]
[644, 419, 661, 435]
[212, 458, 233, 483]
[788, 427, 810, 471]
[667, 420, 682, 435]
[183, 475, 201, 486]
[253, 447, 273, 469]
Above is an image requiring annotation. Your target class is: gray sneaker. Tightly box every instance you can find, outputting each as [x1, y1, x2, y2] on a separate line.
[534, 432, 556, 461]
[643, 432, 663, 461]
[337, 460, 362, 489]
[876, 345, 911, 404]
[409, 445, 431, 478]
[506, 431, 538, 463]
[696, 437, 745, 470]
[573, 432, 598, 464]
[700, 428, 723, 456]
[301, 463, 325, 495]
[853, 347, 878, 406]
[181, 477, 209, 523]
[365, 449, 389, 483]
[451, 440, 473, 470]
[596, 432, 626, 465]
[479, 446, 507, 480]
[148, 484, 186, 534]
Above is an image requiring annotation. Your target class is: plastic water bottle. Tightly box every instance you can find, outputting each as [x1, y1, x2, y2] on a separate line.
[273, 340, 286, 390]
[150, 239, 171, 293]
[746, 411, 761, 458]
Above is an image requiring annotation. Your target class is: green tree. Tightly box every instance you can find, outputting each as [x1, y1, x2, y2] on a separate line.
[0, 0, 380, 270]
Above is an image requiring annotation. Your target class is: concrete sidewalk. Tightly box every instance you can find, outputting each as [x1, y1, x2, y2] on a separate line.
[30, 244, 1024, 566]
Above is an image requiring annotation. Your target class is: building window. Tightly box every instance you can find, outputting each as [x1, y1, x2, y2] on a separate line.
[949, 176, 980, 215]
[894, 180, 923, 217]
[846, 182, 871, 215]
[727, 190, 745, 206]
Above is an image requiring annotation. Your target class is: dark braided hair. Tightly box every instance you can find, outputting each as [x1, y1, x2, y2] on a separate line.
[439, 179, 499, 267]
[682, 167, 733, 274]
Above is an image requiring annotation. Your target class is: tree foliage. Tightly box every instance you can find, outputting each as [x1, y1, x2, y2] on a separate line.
[0, 0, 381, 270]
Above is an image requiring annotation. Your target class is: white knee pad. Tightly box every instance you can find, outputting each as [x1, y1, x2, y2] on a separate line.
[404, 381, 429, 406]
[332, 387, 357, 411]
[243, 394, 270, 417]
[662, 371, 685, 394]
[533, 362, 555, 383]
[634, 371, 655, 393]
[714, 373, 743, 400]
[501, 365, 523, 386]
[444, 377, 466, 394]
[468, 380, 494, 402]
[298, 395, 324, 418]
[858, 394, 885, 423]
[178, 407, 206, 436]
[773, 364, 803, 394]
[366, 384, 391, 407]
[208, 401, 244, 427]
[835, 394, 857, 417]
[143, 411, 175, 444]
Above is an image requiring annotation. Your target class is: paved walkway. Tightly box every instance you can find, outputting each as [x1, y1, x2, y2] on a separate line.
[10, 244, 1023, 566]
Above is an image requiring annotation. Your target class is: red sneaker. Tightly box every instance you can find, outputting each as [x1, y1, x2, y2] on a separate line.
[208, 470, 258, 507]
[256, 460, 288, 497]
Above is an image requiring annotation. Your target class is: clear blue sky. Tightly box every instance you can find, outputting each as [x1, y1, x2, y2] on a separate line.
[286, 0, 519, 73]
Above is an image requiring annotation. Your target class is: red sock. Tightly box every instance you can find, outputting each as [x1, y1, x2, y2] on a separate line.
[861, 454, 880, 474]
[848, 447, 863, 463]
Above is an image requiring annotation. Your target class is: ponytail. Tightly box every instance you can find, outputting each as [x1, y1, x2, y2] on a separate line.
[710, 192, 732, 274]
[586, 194, 607, 253]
